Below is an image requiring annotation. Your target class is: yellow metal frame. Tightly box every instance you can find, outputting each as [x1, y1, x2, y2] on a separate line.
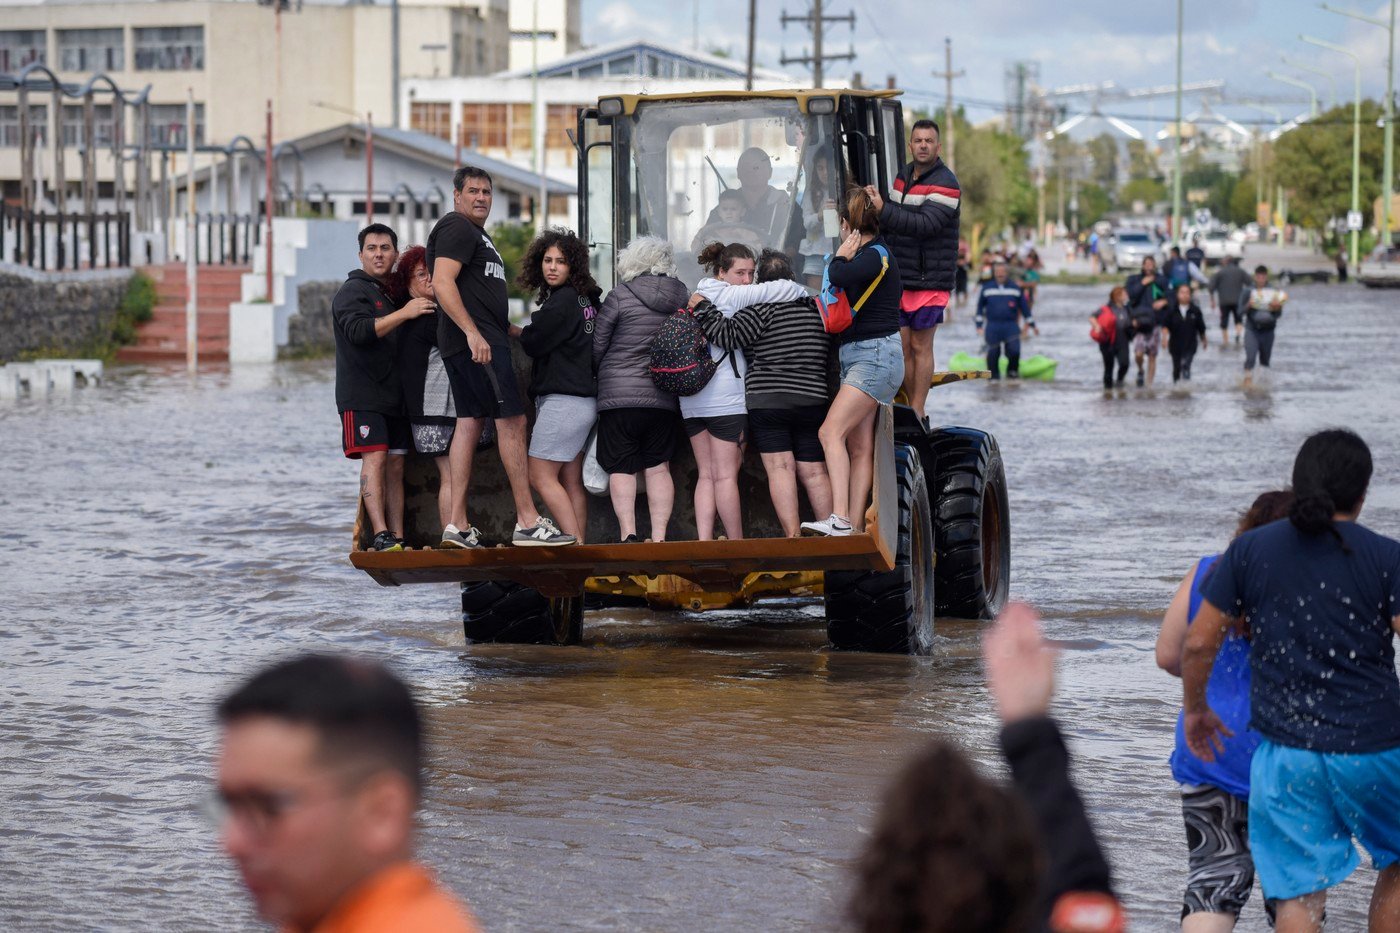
[603, 88, 900, 116]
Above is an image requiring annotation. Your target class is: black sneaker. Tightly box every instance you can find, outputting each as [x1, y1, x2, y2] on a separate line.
[371, 530, 403, 552]
[1136, 371, 1145, 387]
[621, 534, 640, 544]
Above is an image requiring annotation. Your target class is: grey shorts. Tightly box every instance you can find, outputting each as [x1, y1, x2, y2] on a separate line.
[529, 393, 597, 462]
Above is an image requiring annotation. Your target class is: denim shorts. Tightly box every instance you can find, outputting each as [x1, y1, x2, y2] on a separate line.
[838, 333, 904, 405]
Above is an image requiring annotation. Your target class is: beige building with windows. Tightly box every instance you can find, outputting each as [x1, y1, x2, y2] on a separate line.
[0, 0, 510, 204]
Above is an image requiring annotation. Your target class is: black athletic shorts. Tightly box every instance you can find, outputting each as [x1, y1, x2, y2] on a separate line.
[597, 407, 680, 474]
[340, 409, 411, 459]
[748, 404, 826, 461]
[1219, 304, 1241, 329]
[682, 413, 747, 444]
[443, 345, 526, 420]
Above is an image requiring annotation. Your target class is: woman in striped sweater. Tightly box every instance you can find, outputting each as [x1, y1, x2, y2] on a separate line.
[688, 250, 834, 537]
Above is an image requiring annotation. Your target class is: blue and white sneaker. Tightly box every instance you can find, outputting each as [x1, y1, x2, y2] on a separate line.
[512, 516, 576, 547]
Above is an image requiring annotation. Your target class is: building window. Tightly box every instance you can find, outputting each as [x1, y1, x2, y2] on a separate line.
[146, 103, 205, 147]
[546, 104, 578, 150]
[508, 103, 532, 154]
[0, 30, 47, 72]
[61, 103, 116, 148]
[459, 102, 506, 149]
[410, 102, 452, 141]
[133, 26, 204, 71]
[0, 104, 48, 148]
[57, 28, 124, 72]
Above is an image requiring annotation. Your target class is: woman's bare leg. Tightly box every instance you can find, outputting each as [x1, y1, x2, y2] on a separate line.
[795, 459, 833, 524]
[818, 384, 879, 521]
[712, 436, 744, 540]
[529, 456, 582, 538]
[689, 430, 717, 540]
[643, 463, 673, 542]
[760, 451, 800, 537]
[609, 472, 638, 540]
[561, 454, 588, 543]
[846, 407, 878, 531]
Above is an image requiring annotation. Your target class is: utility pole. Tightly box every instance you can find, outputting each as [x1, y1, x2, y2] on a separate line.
[931, 37, 964, 170]
[1170, 0, 1184, 242]
[265, 100, 275, 306]
[780, 0, 855, 89]
[185, 88, 198, 374]
[745, 0, 757, 91]
[1322, 0, 1396, 246]
[392, 0, 401, 127]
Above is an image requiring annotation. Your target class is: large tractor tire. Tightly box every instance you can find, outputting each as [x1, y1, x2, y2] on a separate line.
[930, 427, 1011, 620]
[823, 445, 936, 654]
[460, 581, 584, 646]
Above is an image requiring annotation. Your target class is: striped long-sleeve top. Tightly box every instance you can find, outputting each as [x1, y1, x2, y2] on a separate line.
[692, 295, 832, 409]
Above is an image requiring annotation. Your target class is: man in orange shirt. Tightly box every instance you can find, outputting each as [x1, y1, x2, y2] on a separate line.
[212, 655, 479, 932]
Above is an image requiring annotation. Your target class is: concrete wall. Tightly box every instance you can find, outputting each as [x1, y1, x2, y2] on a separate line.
[286, 280, 338, 358]
[0, 263, 130, 362]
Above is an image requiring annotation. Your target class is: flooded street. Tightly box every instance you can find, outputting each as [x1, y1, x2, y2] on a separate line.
[2, 273, 1398, 931]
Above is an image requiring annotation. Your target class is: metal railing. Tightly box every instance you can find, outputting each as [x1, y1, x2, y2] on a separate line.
[2, 203, 131, 270]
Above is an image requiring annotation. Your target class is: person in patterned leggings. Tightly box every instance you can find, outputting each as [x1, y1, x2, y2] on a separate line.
[1156, 491, 1293, 930]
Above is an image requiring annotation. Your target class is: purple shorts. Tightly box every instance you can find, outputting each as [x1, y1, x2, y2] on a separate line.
[900, 305, 946, 331]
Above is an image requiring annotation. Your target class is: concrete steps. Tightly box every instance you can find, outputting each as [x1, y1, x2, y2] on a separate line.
[118, 263, 248, 362]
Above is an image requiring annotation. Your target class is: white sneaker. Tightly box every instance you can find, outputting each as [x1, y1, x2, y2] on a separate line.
[800, 513, 853, 537]
[440, 524, 482, 549]
[512, 516, 577, 547]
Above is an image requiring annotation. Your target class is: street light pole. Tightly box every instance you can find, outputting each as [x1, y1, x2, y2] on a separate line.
[1171, 0, 1184, 241]
[1281, 56, 1338, 109]
[1302, 34, 1362, 267]
[1321, 1, 1395, 246]
[1266, 71, 1318, 117]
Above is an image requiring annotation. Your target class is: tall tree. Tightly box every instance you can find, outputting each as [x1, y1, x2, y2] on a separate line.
[1272, 101, 1386, 230]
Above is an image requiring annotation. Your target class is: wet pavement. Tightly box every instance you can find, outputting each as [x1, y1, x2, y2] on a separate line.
[1, 271, 1397, 931]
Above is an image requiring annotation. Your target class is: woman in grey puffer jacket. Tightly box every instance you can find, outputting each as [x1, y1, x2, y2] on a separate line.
[592, 236, 691, 542]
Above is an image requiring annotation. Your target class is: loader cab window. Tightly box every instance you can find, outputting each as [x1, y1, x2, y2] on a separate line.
[613, 99, 841, 285]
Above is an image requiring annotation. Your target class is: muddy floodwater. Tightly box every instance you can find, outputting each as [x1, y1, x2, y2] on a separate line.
[2, 272, 1398, 931]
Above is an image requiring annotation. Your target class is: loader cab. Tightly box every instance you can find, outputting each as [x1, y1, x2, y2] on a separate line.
[576, 90, 906, 290]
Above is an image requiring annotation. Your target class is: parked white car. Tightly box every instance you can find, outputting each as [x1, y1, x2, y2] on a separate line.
[1113, 229, 1162, 271]
[1199, 229, 1243, 264]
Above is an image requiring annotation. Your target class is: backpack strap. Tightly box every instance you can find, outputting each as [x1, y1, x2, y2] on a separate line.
[850, 244, 890, 314]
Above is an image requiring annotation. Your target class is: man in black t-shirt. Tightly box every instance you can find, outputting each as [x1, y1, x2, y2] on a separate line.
[428, 166, 573, 548]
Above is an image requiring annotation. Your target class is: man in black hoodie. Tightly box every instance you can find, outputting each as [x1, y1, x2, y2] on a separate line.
[332, 223, 435, 552]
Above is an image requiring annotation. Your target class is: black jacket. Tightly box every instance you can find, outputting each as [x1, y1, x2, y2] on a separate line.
[1163, 302, 1206, 356]
[827, 236, 903, 345]
[878, 158, 961, 291]
[1000, 716, 1122, 933]
[332, 269, 402, 414]
[519, 284, 599, 399]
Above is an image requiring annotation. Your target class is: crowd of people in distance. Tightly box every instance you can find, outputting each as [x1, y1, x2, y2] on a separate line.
[1089, 253, 1287, 390]
[333, 117, 963, 552]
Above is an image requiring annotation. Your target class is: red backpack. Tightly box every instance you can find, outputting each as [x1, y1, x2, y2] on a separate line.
[817, 244, 890, 334]
[1090, 305, 1116, 345]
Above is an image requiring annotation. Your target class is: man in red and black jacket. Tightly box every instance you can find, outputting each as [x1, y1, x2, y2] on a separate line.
[865, 119, 960, 422]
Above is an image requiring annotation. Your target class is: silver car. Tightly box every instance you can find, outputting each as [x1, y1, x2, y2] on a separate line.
[1113, 230, 1162, 272]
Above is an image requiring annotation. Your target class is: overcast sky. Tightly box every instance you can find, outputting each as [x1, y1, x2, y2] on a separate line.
[581, 0, 1396, 138]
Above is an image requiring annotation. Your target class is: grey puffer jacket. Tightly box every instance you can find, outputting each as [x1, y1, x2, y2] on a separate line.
[593, 273, 691, 412]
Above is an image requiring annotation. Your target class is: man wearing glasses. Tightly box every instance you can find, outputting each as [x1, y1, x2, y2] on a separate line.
[211, 655, 478, 932]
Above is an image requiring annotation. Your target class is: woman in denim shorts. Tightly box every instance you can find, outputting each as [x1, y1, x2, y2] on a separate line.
[801, 189, 904, 537]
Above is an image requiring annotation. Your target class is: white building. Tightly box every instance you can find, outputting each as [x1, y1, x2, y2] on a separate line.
[403, 39, 799, 179]
[508, 0, 580, 73]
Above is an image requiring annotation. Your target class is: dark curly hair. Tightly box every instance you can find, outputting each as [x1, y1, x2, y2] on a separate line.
[849, 741, 1043, 933]
[387, 244, 428, 306]
[515, 227, 602, 304]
